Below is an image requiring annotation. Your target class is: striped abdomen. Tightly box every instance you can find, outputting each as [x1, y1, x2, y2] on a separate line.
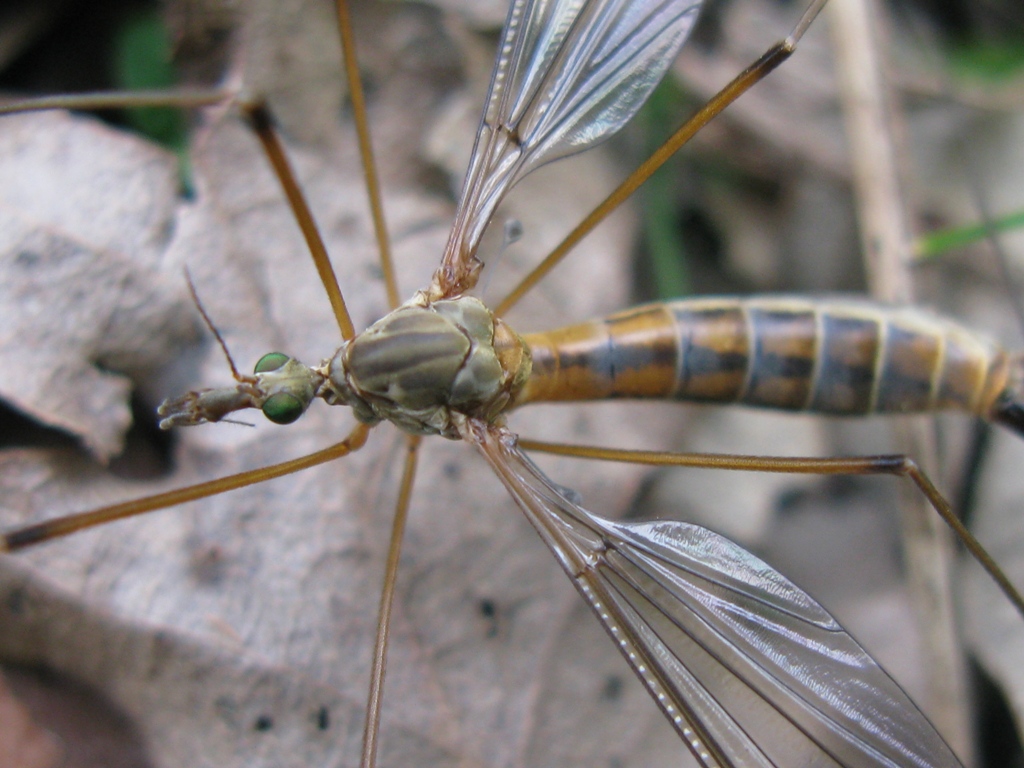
[516, 296, 1024, 430]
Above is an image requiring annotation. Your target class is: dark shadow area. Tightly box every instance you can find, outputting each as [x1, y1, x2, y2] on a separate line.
[0, 393, 175, 480]
[1, 663, 153, 768]
[974, 658, 1024, 768]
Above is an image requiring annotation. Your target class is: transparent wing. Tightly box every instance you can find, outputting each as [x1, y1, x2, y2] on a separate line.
[434, 0, 702, 297]
[473, 424, 964, 768]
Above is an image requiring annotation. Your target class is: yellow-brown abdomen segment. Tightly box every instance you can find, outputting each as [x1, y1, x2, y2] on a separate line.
[517, 296, 1015, 421]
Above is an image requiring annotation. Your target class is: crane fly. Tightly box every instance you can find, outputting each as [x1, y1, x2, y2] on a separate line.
[1, 0, 1021, 766]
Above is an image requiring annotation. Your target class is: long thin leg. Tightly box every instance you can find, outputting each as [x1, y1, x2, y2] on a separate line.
[494, 0, 829, 316]
[323, 13, 412, 756]
[0, 89, 231, 115]
[334, 0, 400, 311]
[1, 424, 371, 551]
[517, 437, 1024, 619]
[361, 434, 421, 768]
[243, 101, 356, 341]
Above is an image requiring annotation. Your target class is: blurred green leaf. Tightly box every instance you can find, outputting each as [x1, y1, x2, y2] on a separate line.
[915, 208, 1024, 259]
[638, 76, 693, 299]
[949, 39, 1024, 83]
[112, 10, 187, 154]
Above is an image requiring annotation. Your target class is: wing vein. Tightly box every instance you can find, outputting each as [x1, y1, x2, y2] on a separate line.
[470, 423, 965, 768]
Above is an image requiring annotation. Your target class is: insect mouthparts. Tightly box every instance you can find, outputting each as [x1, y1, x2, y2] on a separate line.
[157, 354, 322, 428]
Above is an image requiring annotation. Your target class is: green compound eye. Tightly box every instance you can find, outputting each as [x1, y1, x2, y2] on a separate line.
[254, 352, 290, 374]
[261, 392, 304, 425]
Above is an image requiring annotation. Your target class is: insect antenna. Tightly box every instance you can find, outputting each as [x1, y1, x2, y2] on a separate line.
[183, 267, 245, 383]
[175, 268, 263, 428]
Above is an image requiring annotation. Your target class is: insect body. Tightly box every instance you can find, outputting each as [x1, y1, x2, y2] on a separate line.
[151, 292, 977, 766]
[161, 294, 1024, 440]
[1, 0, 1018, 766]
[150, 284, 1020, 768]
[159, 296, 533, 438]
[519, 295, 1024, 431]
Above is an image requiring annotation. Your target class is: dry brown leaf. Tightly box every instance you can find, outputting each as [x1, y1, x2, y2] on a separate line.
[0, 111, 197, 461]
[3, 0, 1024, 766]
[0, 671, 62, 768]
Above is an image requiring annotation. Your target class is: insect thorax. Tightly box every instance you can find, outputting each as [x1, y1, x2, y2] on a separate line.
[321, 296, 531, 438]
